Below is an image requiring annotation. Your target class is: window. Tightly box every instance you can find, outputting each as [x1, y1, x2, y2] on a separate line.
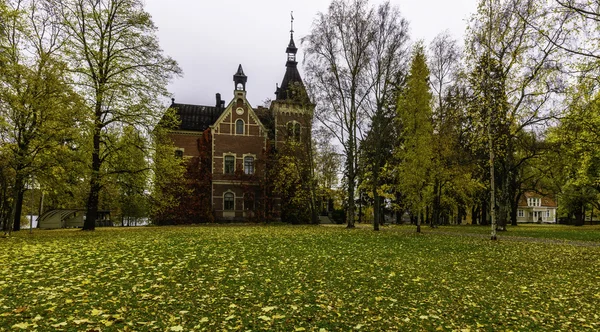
[286, 122, 302, 141]
[546, 211, 550, 218]
[518, 210, 524, 217]
[174, 150, 183, 158]
[224, 192, 234, 210]
[294, 123, 301, 141]
[287, 122, 294, 139]
[244, 156, 254, 175]
[236, 119, 244, 135]
[528, 198, 541, 207]
[224, 155, 235, 174]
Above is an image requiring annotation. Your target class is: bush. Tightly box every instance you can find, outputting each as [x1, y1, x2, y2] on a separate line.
[331, 209, 346, 224]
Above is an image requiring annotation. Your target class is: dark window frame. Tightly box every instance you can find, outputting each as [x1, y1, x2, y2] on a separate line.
[224, 155, 235, 174]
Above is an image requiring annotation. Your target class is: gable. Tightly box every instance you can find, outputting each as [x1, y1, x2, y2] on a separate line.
[212, 92, 267, 137]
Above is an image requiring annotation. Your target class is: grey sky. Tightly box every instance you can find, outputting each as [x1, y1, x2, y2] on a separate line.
[145, 0, 478, 108]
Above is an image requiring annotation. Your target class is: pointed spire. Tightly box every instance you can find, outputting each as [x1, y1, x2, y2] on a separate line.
[276, 14, 308, 102]
[233, 64, 247, 91]
[286, 11, 297, 61]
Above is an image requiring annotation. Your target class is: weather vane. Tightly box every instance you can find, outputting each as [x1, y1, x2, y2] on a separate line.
[290, 11, 294, 35]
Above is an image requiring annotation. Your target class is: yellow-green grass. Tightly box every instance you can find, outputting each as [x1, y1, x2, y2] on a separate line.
[1, 225, 599, 331]
[411, 224, 600, 242]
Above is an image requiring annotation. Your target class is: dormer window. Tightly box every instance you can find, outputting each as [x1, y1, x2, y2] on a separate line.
[528, 198, 541, 207]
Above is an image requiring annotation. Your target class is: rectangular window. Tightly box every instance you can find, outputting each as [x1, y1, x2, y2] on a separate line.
[244, 156, 254, 175]
[518, 210, 524, 217]
[224, 155, 235, 174]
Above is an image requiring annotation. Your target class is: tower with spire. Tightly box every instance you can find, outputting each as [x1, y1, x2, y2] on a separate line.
[271, 11, 314, 148]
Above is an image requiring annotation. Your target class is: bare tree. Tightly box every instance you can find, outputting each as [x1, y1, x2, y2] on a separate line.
[303, 0, 375, 228]
[428, 31, 461, 227]
[362, 1, 409, 231]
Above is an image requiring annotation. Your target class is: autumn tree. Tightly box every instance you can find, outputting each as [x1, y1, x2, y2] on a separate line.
[0, 0, 82, 233]
[395, 44, 433, 233]
[52, 0, 181, 230]
[466, 0, 564, 237]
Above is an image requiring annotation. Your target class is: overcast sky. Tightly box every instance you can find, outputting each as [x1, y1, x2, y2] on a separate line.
[144, 0, 478, 107]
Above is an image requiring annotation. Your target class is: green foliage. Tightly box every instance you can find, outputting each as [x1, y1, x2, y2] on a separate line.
[0, 225, 599, 330]
[395, 44, 434, 218]
[273, 142, 315, 224]
[150, 108, 187, 224]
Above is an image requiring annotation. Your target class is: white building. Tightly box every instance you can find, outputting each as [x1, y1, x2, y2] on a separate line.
[516, 192, 557, 223]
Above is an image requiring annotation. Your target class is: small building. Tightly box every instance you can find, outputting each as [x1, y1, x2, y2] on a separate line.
[516, 192, 557, 223]
[38, 209, 112, 229]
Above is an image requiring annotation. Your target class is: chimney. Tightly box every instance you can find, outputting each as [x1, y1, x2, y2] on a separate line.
[215, 93, 221, 108]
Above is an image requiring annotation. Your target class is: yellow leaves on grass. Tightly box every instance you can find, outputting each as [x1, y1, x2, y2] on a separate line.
[1, 226, 600, 330]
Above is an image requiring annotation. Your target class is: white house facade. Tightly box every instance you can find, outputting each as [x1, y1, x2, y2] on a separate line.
[516, 192, 557, 223]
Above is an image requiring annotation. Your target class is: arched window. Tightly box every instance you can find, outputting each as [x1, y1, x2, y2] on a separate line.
[294, 123, 301, 141]
[224, 192, 234, 210]
[287, 122, 294, 139]
[236, 119, 244, 135]
[224, 155, 235, 174]
[244, 156, 254, 175]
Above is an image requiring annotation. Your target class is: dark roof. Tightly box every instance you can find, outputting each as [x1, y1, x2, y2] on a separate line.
[276, 34, 308, 102]
[276, 64, 308, 101]
[254, 106, 275, 139]
[171, 102, 224, 132]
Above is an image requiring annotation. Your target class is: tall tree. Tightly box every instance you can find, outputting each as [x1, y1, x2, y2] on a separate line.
[466, 0, 563, 236]
[395, 44, 434, 233]
[362, 1, 409, 231]
[52, 0, 181, 230]
[0, 0, 82, 233]
[428, 31, 462, 227]
[303, 0, 409, 229]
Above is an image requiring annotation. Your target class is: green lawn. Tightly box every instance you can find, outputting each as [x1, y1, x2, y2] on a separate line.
[1, 225, 599, 331]
[419, 223, 600, 242]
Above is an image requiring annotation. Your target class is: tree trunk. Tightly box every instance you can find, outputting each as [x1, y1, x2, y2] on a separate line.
[511, 192, 520, 226]
[36, 191, 44, 228]
[9, 175, 26, 232]
[346, 142, 356, 229]
[416, 210, 421, 233]
[574, 204, 584, 226]
[481, 199, 488, 226]
[373, 188, 380, 231]
[432, 179, 441, 227]
[85, 104, 104, 231]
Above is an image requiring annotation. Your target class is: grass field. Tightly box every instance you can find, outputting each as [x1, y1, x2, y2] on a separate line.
[1, 225, 599, 331]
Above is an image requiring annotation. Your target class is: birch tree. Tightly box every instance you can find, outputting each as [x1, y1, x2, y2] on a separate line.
[303, 0, 375, 228]
[466, 0, 564, 236]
